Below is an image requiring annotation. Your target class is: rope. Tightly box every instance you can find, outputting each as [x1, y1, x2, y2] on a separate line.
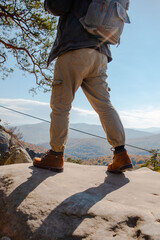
[0, 104, 153, 153]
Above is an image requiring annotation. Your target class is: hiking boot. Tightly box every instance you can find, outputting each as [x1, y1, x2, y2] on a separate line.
[107, 150, 133, 173]
[33, 150, 64, 172]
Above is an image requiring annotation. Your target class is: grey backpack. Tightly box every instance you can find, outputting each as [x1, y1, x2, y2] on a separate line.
[79, 0, 130, 45]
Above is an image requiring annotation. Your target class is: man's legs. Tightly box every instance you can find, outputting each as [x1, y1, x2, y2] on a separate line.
[34, 48, 132, 172]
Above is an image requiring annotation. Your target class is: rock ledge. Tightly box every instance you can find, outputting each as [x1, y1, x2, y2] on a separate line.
[0, 163, 160, 240]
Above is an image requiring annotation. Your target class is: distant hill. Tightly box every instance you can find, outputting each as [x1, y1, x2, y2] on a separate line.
[16, 122, 153, 144]
[21, 141, 74, 160]
[21, 141, 48, 153]
[81, 155, 149, 169]
[21, 140, 149, 168]
[39, 133, 160, 159]
[15, 122, 160, 159]
[127, 133, 160, 154]
[16, 122, 50, 144]
[134, 127, 160, 134]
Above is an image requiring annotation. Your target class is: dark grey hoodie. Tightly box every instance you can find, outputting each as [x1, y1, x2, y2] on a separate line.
[44, 0, 112, 66]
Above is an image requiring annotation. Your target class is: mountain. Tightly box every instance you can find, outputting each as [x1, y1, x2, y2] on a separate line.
[39, 134, 160, 159]
[16, 122, 50, 144]
[127, 133, 160, 154]
[134, 127, 160, 134]
[67, 123, 154, 140]
[16, 122, 154, 144]
[15, 122, 160, 159]
[82, 155, 149, 169]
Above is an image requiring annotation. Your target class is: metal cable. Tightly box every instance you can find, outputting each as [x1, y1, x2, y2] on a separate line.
[0, 104, 153, 153]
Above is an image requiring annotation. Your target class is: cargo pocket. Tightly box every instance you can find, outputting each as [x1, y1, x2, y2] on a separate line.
[50, 78, 63, 109]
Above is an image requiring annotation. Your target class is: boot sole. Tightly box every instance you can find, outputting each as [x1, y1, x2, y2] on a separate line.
[33, 163, 63, 172]
[107, 164, 133, 174]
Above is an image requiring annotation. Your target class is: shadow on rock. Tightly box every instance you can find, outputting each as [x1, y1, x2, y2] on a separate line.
[0, 167, 129, 240]
[0, 166, 58, 240]
[33, 171, 129, 240]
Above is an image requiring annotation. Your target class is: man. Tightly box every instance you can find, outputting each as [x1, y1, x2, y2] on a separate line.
[33, 0, 133, 173]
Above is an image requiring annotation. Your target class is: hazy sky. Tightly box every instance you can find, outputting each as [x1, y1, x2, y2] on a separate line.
[0, 0, 160, 128]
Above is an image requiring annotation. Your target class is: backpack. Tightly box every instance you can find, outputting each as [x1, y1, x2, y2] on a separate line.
[79, 0, 130, 45]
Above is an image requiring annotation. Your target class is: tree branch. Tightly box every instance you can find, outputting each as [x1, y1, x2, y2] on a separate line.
[0, 1, 56, 91]
[0, 54, 6, 64]
[0, 38, 50, 84]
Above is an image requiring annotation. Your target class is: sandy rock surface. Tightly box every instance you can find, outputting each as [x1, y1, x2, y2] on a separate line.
[0, 163, 160, 240]
[4, 147, 32, 165]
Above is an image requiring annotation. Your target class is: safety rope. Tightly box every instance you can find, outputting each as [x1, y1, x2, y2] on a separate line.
[0, 104, 154, 154]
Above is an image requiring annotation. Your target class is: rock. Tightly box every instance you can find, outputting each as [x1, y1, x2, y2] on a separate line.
[0, 125, 32, 165]
[25, 148, 44, 160]
[0, 128, 10, 154]
[0, 163, 160, 240]
[26, 148, 36, 159]
[5, 147, 32, 165]
[0, 152, 11, 166]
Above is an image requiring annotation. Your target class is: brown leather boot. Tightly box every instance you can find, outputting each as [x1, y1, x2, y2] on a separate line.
[33, 150, 64, 172]
[107, 150, 133, 173]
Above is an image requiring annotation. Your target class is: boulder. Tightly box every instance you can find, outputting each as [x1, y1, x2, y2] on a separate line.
[4, 147, 32, 165]
[0, 163, 160, 240]
[0, 125, 32, 165]
[25, 148, 44, 160]
[0, 126, 10, 155]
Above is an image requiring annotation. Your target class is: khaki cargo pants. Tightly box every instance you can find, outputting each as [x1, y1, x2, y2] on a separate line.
[50, 48, 125, 152]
